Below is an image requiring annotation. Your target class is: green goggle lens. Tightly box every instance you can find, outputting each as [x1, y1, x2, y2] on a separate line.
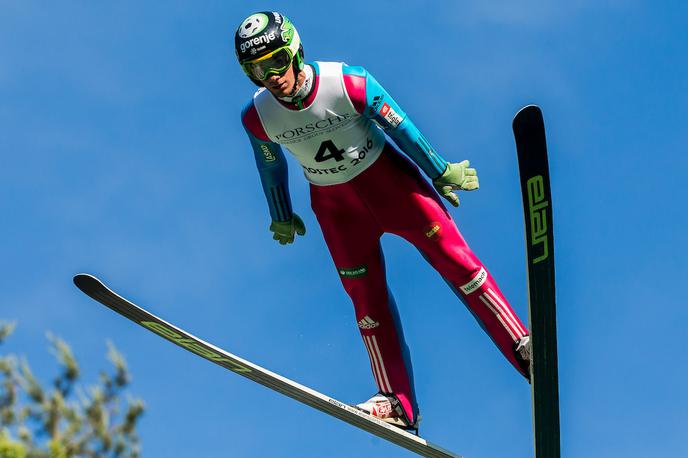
[243, 48, 293, 81]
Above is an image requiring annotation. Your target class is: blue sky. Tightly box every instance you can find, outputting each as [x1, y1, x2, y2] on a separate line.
[1, 1, 687, 457]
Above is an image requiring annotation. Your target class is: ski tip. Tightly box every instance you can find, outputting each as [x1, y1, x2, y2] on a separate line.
[515, 104, 541, 116]
[73, 273, 104, 293]
[513, 104, 544, 130]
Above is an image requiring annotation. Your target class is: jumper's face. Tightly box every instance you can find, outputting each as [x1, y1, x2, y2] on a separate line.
[263, 65, 297, 98]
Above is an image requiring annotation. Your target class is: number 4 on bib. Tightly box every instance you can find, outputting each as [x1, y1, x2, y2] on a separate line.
[513, 105, 561, 458]
[314, 139, 345, 162]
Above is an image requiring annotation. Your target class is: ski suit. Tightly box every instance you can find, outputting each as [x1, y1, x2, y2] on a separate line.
[241, 61, 529, 425]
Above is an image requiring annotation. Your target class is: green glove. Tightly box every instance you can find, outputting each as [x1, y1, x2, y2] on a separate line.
[269, 214, 306, 245]
[432, 160, 479, 207]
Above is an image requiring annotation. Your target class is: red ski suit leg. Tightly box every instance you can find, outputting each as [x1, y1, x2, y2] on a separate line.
[367, 148, 529, 371]
[310, 170, 418, 424]
[310, 145, 529, 423]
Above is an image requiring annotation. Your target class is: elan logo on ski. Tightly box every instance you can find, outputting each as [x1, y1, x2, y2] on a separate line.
[140, 321, 252, 373]
[526, 175, 550, 264]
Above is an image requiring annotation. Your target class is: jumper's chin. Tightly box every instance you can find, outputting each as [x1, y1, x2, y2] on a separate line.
[264, 77, 292, 97]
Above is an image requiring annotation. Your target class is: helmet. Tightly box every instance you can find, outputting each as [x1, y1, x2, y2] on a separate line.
[234, 12, 304, 86]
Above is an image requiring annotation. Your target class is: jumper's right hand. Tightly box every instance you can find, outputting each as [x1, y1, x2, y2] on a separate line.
[269, 214, 306, 245]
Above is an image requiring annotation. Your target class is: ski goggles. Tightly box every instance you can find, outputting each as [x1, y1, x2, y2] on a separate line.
[241, 46, 294, 81]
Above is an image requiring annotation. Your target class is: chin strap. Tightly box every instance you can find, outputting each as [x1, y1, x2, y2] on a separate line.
[278, 64, 313, 109]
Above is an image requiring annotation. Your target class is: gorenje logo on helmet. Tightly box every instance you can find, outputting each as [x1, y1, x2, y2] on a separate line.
[240, 32, 277, 53]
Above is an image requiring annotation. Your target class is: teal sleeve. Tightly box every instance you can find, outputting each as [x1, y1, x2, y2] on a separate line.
[389, 118, 449, 179]
[241, 105, 294, 222]
[355, 67, 449, 179]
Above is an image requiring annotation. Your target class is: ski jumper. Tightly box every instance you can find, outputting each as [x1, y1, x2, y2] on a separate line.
[241, 61, 529, 425]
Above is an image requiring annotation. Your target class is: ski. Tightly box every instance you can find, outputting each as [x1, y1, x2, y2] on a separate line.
[73, 273, 462, 458]
[513, 105, 561, 458]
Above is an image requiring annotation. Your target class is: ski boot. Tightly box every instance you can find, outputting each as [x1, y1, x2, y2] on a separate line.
[514, 335, 532, 382]
[355, 393, 419, 432]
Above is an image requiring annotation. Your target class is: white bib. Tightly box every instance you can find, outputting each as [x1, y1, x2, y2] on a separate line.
[253, 61, 384, 186]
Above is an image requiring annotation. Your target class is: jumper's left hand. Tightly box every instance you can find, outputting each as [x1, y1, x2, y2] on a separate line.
[432, 160, 479, 207]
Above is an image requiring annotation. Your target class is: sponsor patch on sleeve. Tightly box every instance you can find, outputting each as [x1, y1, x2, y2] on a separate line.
[260, 144, 276, 162]
[379, 102, 402, 128]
